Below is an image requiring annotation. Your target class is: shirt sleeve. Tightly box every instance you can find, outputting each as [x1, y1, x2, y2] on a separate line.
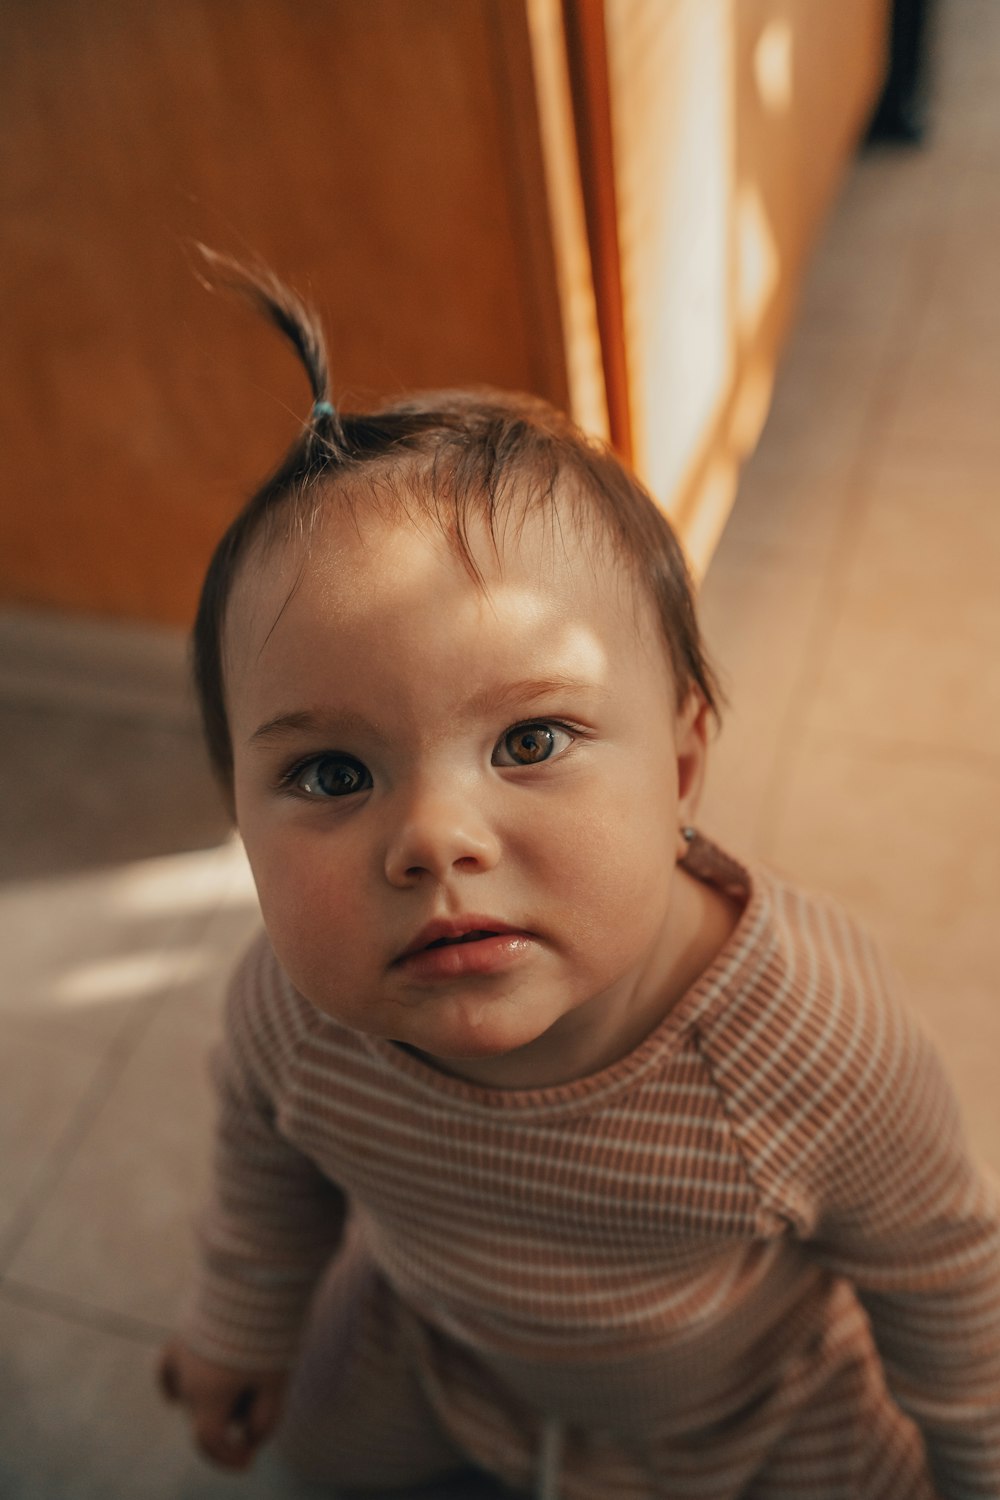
[702, 886, 1000, 1497]
[803, 995, 1000, 1499]
[182, 935, 348, 1371]
[780, 929, 1000, 1498]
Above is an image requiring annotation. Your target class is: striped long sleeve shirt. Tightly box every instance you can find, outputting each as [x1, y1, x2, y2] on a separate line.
[185, 852, 1000, 1498]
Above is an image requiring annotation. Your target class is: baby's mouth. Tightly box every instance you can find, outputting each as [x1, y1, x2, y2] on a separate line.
[395, 917, 525, 965]
[422, 930, 498, 950]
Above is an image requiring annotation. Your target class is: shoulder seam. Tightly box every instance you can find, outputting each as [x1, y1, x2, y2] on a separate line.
[690, 1025, 804, 1237]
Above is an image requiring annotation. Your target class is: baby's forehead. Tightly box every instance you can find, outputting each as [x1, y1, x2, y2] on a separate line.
[243, 485, 647, 623]
[219, 478, 690, 748]
[227, 485, 659, 665]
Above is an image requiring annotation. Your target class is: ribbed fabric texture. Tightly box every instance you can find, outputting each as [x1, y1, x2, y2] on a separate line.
[185, 848, 1000, 1498]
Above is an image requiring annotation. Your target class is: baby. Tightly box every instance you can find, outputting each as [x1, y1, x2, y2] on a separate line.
[159, 258, 1000, 1499]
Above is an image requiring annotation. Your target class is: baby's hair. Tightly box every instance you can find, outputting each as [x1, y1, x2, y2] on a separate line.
[192, 250, 722, 802]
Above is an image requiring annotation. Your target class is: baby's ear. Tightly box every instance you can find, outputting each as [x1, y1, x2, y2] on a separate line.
[675, 688, 712, 822]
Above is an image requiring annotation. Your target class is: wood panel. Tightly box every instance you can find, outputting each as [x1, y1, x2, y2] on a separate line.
[0, 0, 569, 625]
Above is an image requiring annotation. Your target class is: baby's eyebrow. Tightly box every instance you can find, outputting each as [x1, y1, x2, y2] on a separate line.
[248, 708, 376, 746]
[463, 676, 602, 718]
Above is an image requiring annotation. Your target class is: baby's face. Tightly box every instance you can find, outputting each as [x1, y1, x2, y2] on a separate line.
[224, 498, 710, 1088]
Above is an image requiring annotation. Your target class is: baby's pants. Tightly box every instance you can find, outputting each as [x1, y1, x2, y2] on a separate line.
[274, 1231, 938, 1500]
[275, 1228, 469, 1491]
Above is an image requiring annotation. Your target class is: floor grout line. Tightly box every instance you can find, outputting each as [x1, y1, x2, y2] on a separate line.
[0, 1000, 164, 1275]
[0, 1275, 171, 1346]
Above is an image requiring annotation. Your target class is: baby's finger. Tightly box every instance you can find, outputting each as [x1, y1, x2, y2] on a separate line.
[156, 1348, 181, 1403]
[244, 1379, 286, 1447]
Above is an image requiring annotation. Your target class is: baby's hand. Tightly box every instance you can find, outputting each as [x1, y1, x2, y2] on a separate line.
[157, 1337, 288, 1471]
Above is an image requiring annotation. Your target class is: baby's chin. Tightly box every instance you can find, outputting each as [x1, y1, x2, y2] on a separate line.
[391, 994, 563, 1069]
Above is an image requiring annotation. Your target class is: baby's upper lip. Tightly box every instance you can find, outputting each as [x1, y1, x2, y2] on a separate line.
[394, 916, 527, 963]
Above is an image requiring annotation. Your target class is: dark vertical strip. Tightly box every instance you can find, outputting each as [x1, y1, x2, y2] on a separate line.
[561, 0, 633, 463]
[868, 0, 938, 143]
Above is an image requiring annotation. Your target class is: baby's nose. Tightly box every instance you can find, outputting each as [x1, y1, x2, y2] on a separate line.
[383, 787, 501, 886]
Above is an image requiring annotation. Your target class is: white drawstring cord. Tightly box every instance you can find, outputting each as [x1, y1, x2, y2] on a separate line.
[535, 1417, 564, 1500]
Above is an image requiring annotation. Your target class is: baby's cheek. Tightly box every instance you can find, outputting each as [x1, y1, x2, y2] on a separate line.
[540, 799, 672, 923]
[254, 847, 371, 996]
[559, 788, 673, 876]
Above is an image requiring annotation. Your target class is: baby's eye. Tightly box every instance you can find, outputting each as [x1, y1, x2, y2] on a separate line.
[492, 722, 573, 768]
[285, 753, 373, 798]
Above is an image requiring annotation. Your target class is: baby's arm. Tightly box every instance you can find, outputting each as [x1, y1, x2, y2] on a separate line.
[161, 937, 347, 1465]
[784, 953, 1000, 1495]
[806, 1015, 1000, 1495]
[702, 904, 1000, 1496]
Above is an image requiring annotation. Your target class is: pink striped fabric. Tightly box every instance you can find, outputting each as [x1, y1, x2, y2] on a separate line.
[185, 846, 1000, 1497]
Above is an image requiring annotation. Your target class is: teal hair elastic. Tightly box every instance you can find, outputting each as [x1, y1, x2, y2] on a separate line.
[312, 399, 335, 422]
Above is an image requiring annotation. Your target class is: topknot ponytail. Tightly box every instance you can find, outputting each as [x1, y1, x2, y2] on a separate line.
[194, 243, 346, 454]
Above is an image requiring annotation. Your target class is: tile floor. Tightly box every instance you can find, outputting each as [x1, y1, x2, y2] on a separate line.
[2, 3, 999, 1495]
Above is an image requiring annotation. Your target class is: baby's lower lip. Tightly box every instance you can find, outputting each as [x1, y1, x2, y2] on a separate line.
[396, 932, 534, 981]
